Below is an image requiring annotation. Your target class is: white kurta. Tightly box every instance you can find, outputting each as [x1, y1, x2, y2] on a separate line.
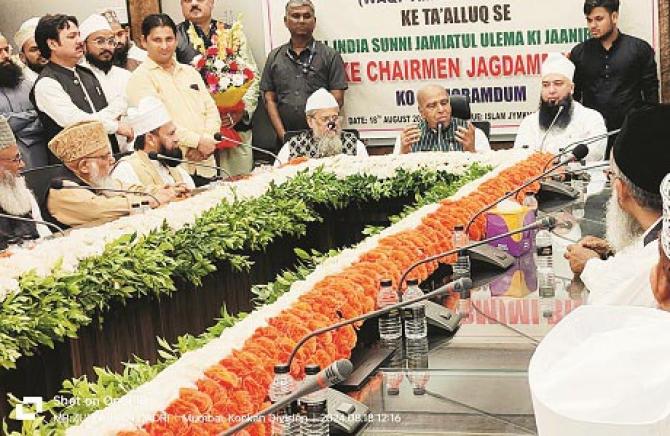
[111, 159, 196, 190]
[392, 127, 491, 154]
[582, 219, 662, 307]
[83, 62, 132, 151]
[30, 194, 51, 237]
[514, 101, 607, 162]
[274, 140, 368, 167]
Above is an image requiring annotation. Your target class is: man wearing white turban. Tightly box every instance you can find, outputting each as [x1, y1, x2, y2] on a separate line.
[13, 17, 47, 82]
[275, 88, 367, 166]
[514, 53, 607, 161]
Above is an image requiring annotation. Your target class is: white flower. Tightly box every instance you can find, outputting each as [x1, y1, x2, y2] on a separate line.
[213, 59, 226, 71]
[219, 75, 231, 89]
[232, 73, 244, 87]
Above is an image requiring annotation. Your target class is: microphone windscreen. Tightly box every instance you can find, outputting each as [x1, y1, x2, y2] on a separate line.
[541, 216, 558, 230]
[50, 179, 64, 189]
[572, 144, 589, 161]
[213, 133, 222, 141]
[333, 359, 354, 379]
[147, 151, 159, 161]
[454, 278, 473, 294]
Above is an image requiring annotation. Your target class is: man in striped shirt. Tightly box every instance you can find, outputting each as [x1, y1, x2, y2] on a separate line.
[394, 84, 489, 154]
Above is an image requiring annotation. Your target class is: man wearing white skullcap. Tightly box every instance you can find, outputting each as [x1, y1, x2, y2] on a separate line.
[651, 174, 670, 310]
[0, 116, 50, 251]
[529, 304, 670, 436]
[275, 88, 368, 166]
[13, 17, 47, 82]
[514, 53, 606, 161]
[112, 97, 195, 190]
[79, 13, 132, 152]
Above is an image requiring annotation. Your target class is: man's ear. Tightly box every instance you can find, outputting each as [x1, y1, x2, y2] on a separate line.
[46, 38, 59, 51]
[611, 11, 619, 25]
[614, 177, 630, 206]
[76, 159, 91, 175]
[307, 116, 317, 131]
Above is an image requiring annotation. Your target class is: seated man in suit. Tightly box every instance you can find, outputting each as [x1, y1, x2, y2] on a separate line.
[0, 116, 50, 251]
[395, 84, 490, 154]
[275, 88, 367, 166]
[45, 120, 183, 228]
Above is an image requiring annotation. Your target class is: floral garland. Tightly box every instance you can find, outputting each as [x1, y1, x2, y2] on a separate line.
[60, 152, 551, 435]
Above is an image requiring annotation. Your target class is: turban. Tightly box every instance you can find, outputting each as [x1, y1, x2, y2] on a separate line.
[613, 104, 670, 194]
[541, 53, 575, 81]
[79, 14, 112, 42]
[48, 121, 110, 162]
[127, 97, 171, 137]
[13, 17, 40, 51]
[305, 88, 338, 112]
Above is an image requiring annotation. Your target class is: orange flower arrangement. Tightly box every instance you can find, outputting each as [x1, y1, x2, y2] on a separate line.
[125, 152, 552, 435]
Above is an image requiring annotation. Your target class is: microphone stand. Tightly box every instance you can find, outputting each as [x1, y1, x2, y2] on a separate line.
[0, 213, 64, 235]
[539, 105, 564, 152]
[149, 153, 232, 179]
[54, 185, 161, 207]
[214, 133, 283, 166]
[541, 129, 620, 172]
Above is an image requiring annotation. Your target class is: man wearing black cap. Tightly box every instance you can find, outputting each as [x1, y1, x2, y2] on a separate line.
[564, 105, 669, 306]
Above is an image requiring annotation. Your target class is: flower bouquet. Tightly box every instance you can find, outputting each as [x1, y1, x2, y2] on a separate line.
[190, 19, 255, 149]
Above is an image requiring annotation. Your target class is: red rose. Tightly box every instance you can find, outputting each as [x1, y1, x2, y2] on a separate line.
[206, 46, 219, 57]
[226, 47, 234, 56]
[229, 61, 239, 72]
[205, 73, 219, 86]
[243, 68, 254, 81]
[194, 56, 206, 70]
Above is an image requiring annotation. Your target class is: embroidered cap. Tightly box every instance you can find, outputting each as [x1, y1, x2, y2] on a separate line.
[541, 53, 575, 81]
[305, 88, 338, 113]
[0, 117, 16, 150]
[127, 96, 172, 137]
[48, 121, 110, 162]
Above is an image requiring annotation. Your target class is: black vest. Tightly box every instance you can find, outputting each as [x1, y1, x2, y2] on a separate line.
[30, 62, 119, 163]
[0, 205, 38, 251]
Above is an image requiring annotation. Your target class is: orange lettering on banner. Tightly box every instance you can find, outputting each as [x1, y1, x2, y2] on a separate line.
[366, 58, 461, 82]
[466, 53, 547, 78]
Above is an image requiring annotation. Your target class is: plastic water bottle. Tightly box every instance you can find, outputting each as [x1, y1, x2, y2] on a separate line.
[453, 226, 471, 279]
[377, 279, 401, 340]
[269, 364, 297, 436]
[299, 364, 328, 436]
[129, 202, 141, 215]
[406, 337, 429, 395]
[535, 229, 555, 296]
[571, 178, 586, 219]
[140, 200, 151, 213]
[402, 279, 427, 340]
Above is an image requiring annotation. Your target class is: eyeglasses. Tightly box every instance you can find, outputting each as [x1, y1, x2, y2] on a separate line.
[0, 154, 22, 163]
[312, 115, 341, 124]
[92, 37, 117, 47]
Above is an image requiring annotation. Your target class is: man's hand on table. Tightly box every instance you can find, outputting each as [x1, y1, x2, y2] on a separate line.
[578, 236, 614, 259]
[564, 243, 600, 275]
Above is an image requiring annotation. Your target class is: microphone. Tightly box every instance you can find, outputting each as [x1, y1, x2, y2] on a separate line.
[50, 179, 161, 206]
[0, 213, 64, 235]
[399, 217, 557, 289]
[147, 151, 232, 178]
[542, 129, 621, 171]
[464, 145, 587, 236]
[213, 133, 283, 166]
[539, 105, 564, 152]
[285, 277, 473, 369]
[219, 359, 354, 436]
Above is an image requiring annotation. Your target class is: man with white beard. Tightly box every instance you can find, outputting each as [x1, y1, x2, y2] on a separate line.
[0, 117, 50, 251]
[275, 88, 367, 165]
[45, 120, 182, 228]
[564, 105, 669, 306]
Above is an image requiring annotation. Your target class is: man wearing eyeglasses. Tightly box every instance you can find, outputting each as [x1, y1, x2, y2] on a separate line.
[261, 0, 347, 147]
[0, 117, 50, 251]
[79, 14, 133, 152]
[564, 105, 669, 307]
[275, 88, 366, 165]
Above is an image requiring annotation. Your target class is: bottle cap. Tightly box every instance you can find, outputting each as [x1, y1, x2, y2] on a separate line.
[454, 225, 464, 231]
[305, 364, 320, 375]
[413, 387, 426, 395]
[274, 363, 290, 374]
[406, 278, 419, 286]
[141, 200, 150, 206]
[387, 387, 400, 396]
[380, 278, 392, 287]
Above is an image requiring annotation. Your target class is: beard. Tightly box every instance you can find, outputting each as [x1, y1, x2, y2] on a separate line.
[159, 145, 183, 167]
[313, 130, 343, 158]
[538, 95, 573, 131]
[85, 52, 113, 74]
[0, 173, 33, 216]
[605, 188, 644, 253]
[87, 160, 121, 197]
[112, 42, 130, 68]
[0, 60, 24, 88]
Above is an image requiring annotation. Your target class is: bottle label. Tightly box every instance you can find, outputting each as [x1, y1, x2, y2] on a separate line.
[300, 400, 327, 419]
[402, 306, 425, 320]
[536, 246, 552, 257]
[381, 308, 400, 320]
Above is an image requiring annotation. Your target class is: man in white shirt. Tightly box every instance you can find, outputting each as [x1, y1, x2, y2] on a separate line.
[13, 17, 47, 83]
[394, 84, 490, 154]
[31, 14, 133, 162]
[514, 53, 606, 161]
[112, 96, 195, 190]
[564, 104, 670, 306]
[275, 88, 367, 165]
[651, 174, 670, 310]
[79, 13, 132, 152]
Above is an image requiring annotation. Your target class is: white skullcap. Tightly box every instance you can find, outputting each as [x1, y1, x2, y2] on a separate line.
[79, 14, 112, 42]
[662, 173, 670, 258]
[13, 17, 40, 51]
[127, 97, 171, 137]
[305, 88, 338, 113]
[529, 305, 670, 436]
[541, 53, 575, 81]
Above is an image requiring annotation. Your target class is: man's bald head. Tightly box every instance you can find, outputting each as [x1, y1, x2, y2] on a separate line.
[417, 85, 451, 129]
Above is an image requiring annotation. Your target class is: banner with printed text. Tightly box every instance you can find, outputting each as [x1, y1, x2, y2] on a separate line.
[262, 0, 659, 139]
